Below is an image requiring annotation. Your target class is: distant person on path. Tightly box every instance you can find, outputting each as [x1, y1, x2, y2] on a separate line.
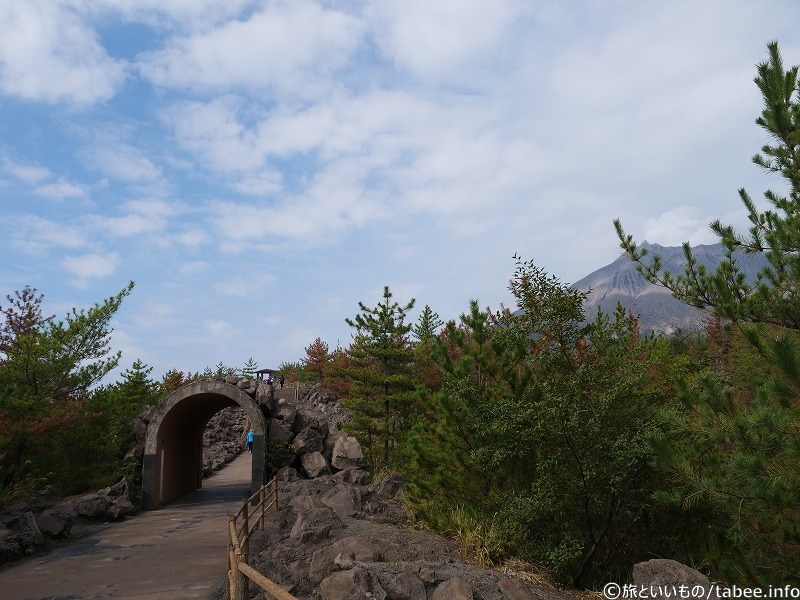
[267, 374, 274, 386]
[279, 374, 285, 389]
[246, 430, 254, 453]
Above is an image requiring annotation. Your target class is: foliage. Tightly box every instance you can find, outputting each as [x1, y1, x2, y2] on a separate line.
[277, 360, 311, 383]
[0, 282, 134, 411]
[302, 337, 330, 381]
[0, 286, 53, 355]
[161, 369, 188, 392]
[322, 347, 352, 396]
[447, 505, 506, 567]
[0, 283, 137, 504]
[411, 305, 445, 391]
[342, 286, 417, 467]
[264, 440, 295, 477]
[615, 41, 800, 586]
[240, 356, 259, 380]
[406, 260, 675, 587]
[412, 305, 444, 343]
[46, 359, 162, 493]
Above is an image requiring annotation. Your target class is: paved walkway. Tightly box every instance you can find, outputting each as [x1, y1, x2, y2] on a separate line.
[0, 453, 253, 600]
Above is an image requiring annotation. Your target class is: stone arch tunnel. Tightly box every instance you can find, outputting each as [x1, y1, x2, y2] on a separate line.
[141, 381, 267, 510]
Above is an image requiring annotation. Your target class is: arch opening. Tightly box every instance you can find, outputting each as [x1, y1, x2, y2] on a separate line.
[141, 381, 266, 510]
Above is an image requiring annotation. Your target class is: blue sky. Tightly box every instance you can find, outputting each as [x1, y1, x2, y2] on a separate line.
[1, 0, 799, 378]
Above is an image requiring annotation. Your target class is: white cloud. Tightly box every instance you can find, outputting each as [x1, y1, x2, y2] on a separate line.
[180, 260, 211, 276]
[3, 159, 53, 183]
[3, 158, 89, 199]
[129, 301, 175, 329]
[107, 328, 153, 373]
[61, 251, 120, 283]
[175, 229, 209, 247]
[91, 213, 162, 237]
[125, 199, 180, 218]
[367, 0, 527, 83]
[10, 215, 91, 254]
[86, 142, 162, 182]
[213, 273, 276, 297]
[232, 172, 283, 196]
[35, 180, 89, 200]
[138, 1, 363, 95]
[87, 199, 178, 238]
[204, 319, 237, 341]
[0, 2, 125, 105]
[643, 206, 719, 246]
[165, 97, 264, 173]
[82, 0, 256, 30]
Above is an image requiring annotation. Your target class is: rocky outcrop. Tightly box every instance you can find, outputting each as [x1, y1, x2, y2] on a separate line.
[250, 472, 567, 600]
[202, 405, 246, 476]
[633, 559, 718, 600]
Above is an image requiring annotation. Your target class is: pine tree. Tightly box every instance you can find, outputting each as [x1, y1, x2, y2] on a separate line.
[161, 369, 186, 392]
[302, 337, 330, 380]
[241, 356, 258, 380]
[0, 282, 134, 504]
[406, 261, 671, 586]
[411, 306, 444, 390]
[615, 41, 800, 585]
[0, 286, 53, 356]
[343, 286, 416, 467]
[412, 305, 444, 343]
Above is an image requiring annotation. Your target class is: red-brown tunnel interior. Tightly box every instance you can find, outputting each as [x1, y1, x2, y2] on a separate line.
[153, 393, 237, 506]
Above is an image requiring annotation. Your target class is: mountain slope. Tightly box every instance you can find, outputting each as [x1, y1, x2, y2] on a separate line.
[573, 242, 767, 333]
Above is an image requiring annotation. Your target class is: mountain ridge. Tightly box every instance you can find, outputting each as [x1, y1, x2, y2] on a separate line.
[572, 243, 767, 333]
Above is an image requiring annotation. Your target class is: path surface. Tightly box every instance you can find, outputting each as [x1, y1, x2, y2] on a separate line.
[0, 453, 252, 600]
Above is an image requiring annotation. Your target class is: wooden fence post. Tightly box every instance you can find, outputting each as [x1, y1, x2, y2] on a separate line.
[233, 550, 248, 600]
[226, 543, 233, 600]
[260, 485, 266, 529]
[242, 507, 250, 558]
[229, 546, 240, 600]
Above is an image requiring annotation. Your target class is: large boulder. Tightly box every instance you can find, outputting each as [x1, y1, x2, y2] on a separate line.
[499, 578, 543, 600]
[36, 501, 76, 538]
[0, 527, 20, 561]
[290, 507, 342, 544]
[633, 559, 717, 600]
[294, 409, 330, 438]
[325, 430, 347, 454]
[75, 493, 134, 521]
[108, 497, 136, 520]
[133, 405, 158, 442]
[293, 427, 323, 455]
[331, 436, 366, 471]
[385, 572, 427, 600]
[321, 485, 362, 518]
[431, 577, 474, 600]
[10, 512, 45, 549]
[333, 469, 371, 485]
[320, 567, 386, 600]
[269, 419, 295, 444]
[75, 494, 108, 520]
[309, 536, 383, 585]
[365, 475, 406, 497]
[274, 404, 297, 427]
[100, 477, 130, 500]
[301, 452, 329, 479]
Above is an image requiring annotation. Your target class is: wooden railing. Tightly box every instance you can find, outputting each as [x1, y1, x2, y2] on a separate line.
[227, 478, 298, 600]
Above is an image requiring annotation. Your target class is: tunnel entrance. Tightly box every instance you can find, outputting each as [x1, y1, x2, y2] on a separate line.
[141, 381, 267, 510]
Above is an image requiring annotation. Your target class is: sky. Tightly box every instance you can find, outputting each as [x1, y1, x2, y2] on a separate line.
[1, 0, 799, 379]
